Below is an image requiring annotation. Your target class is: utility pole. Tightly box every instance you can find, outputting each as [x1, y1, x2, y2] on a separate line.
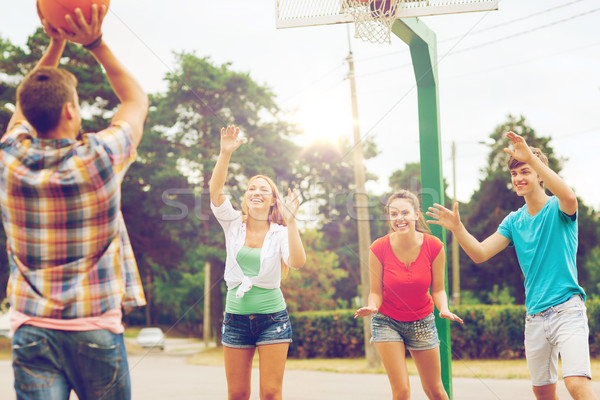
[346, 28, 380, 368]
[451, 142, 460, 306]
[203, 261, 211, 347]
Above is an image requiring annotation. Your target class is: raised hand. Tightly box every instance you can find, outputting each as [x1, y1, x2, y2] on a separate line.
[426, 202, 461, 232]
[354, 306, 378, 319]
[439, 310, 464, 324]
[37, 1, 66, 41]
[503, 131, 534, 164]
[278, 188, 300, 225]
[220, 125, 245, 155]
[62, 4, 107, 46]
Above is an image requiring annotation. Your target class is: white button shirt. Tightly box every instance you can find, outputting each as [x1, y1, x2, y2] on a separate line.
[211, 197, 291, 298]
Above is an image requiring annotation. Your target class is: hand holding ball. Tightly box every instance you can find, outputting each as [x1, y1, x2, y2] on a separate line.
[38, 0, 110, 33]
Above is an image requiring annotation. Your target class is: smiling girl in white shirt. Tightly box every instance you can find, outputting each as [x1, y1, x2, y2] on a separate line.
[210, 125, 306, 400]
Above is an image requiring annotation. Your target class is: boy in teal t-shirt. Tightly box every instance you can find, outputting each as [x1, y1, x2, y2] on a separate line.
[427, 132, 596, 399]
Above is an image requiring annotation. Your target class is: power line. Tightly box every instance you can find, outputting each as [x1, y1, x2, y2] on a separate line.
[448, 7, 600, 55]
[439, 0, 588, 43]
[444, 39, 600, 81]
[352, 7, 600, 80]
[354, 0, 590, 64]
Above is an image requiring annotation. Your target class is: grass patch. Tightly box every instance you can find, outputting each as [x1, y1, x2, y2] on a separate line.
[188, 347, 600, 380]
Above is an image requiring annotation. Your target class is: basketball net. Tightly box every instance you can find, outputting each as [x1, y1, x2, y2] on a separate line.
[343, 0, 404, 44]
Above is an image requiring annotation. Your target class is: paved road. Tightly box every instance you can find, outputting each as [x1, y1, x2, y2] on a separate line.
[1, 347, 599, 399]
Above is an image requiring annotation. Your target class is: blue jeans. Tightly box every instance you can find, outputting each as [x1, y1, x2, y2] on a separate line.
[12, 325, 130, 400]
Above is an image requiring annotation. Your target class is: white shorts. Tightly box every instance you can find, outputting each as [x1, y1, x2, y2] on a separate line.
[524, 294, 591, 386]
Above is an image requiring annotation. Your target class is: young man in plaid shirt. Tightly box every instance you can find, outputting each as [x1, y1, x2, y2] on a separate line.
[1, 5, 148, 399]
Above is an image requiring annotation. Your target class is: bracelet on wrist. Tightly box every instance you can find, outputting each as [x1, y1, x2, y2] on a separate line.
[82, 35, 103, 50]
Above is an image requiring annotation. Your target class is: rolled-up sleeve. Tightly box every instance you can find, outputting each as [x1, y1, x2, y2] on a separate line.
[211, 196, 242, 232]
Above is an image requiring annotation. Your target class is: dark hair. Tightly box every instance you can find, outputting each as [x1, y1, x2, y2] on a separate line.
[507, 146, 549, 188]
[384, 189, 432, 234]
[17, 67, 78, 135]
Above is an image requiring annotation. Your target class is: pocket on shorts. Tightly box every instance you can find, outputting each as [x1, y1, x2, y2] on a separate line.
[555, 296, 586, 317]
[269, 310, 290, 323]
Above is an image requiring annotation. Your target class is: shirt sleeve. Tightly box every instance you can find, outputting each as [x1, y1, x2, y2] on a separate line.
[497, 212, 514, 244]
[88, 121, 136, 179]
[553, 196, 577, 222]
[210, 196, 242, 232]
[427, 234, 444, 260]
[369, 236, 387, 265]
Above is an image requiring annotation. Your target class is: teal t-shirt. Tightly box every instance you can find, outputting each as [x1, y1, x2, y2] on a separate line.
[225, 246, 286, 314]
[497, 196, 585, 315]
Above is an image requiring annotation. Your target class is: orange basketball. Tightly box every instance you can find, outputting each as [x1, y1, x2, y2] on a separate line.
[38, 0, 110, 32]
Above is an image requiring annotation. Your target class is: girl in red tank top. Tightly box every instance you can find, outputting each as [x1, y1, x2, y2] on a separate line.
[355, 190, 462, 399]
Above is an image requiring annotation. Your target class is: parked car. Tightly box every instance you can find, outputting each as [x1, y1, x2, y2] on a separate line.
[136, 327, 165, 350]
[0, 313, 10, 338]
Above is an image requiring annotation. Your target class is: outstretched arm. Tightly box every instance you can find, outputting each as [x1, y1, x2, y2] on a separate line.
[504, 131, 577, 215]
[430, 250, 463, 324]
[426, 202, 509, 263]
[354, 251, 383, 318]
[209, 125, 245, 206]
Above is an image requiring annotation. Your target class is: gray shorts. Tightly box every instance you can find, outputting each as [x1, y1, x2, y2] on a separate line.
[371, 312, 440, 351]
[525, 295, 591, 386]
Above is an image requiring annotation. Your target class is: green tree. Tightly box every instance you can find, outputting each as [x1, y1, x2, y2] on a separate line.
[583, 246, 600, 299]
[294, 137, 380, 307]
[282, 230, 347, 312]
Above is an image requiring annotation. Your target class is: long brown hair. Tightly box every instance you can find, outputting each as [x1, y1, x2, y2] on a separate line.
[384, 189, 432, 234]
[241, 175, 289, 278]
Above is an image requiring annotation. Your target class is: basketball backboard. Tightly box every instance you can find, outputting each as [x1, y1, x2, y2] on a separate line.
[275, 0, 498, 29]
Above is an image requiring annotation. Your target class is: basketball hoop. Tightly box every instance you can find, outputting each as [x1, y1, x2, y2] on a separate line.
[343, 0, 404, 44]
[275, 0, 499, 44]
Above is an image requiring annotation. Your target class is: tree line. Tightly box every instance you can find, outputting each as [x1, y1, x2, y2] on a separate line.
[1, 30, 599, 340]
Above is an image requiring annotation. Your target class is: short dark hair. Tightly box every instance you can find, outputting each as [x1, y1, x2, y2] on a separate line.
[17, 67, 78, 135]
[507, 147, 549, 187]
[507, 146, 549, 170]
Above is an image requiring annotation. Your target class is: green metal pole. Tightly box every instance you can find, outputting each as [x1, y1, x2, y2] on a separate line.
[391, 18, 453, 398]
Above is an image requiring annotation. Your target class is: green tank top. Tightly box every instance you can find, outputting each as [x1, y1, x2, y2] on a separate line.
[225, 246, 286, 315]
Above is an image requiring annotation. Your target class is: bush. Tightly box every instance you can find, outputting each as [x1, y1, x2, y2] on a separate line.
[288, 309, 364, 358]
[450, 304, 525, 359]
[587, 299, 600, 356]
[289, 299, 600, 359]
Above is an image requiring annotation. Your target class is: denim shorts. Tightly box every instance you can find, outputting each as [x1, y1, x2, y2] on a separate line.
[525, 294, 591, 386]
[221, 309, 293, 348]
[371, 312, 440, 351]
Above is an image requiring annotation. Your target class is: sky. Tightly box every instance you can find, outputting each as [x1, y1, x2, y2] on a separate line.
[1, 0, 599, 209]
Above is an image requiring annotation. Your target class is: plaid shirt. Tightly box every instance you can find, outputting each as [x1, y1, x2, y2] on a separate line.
[0, 121, 146, 319]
